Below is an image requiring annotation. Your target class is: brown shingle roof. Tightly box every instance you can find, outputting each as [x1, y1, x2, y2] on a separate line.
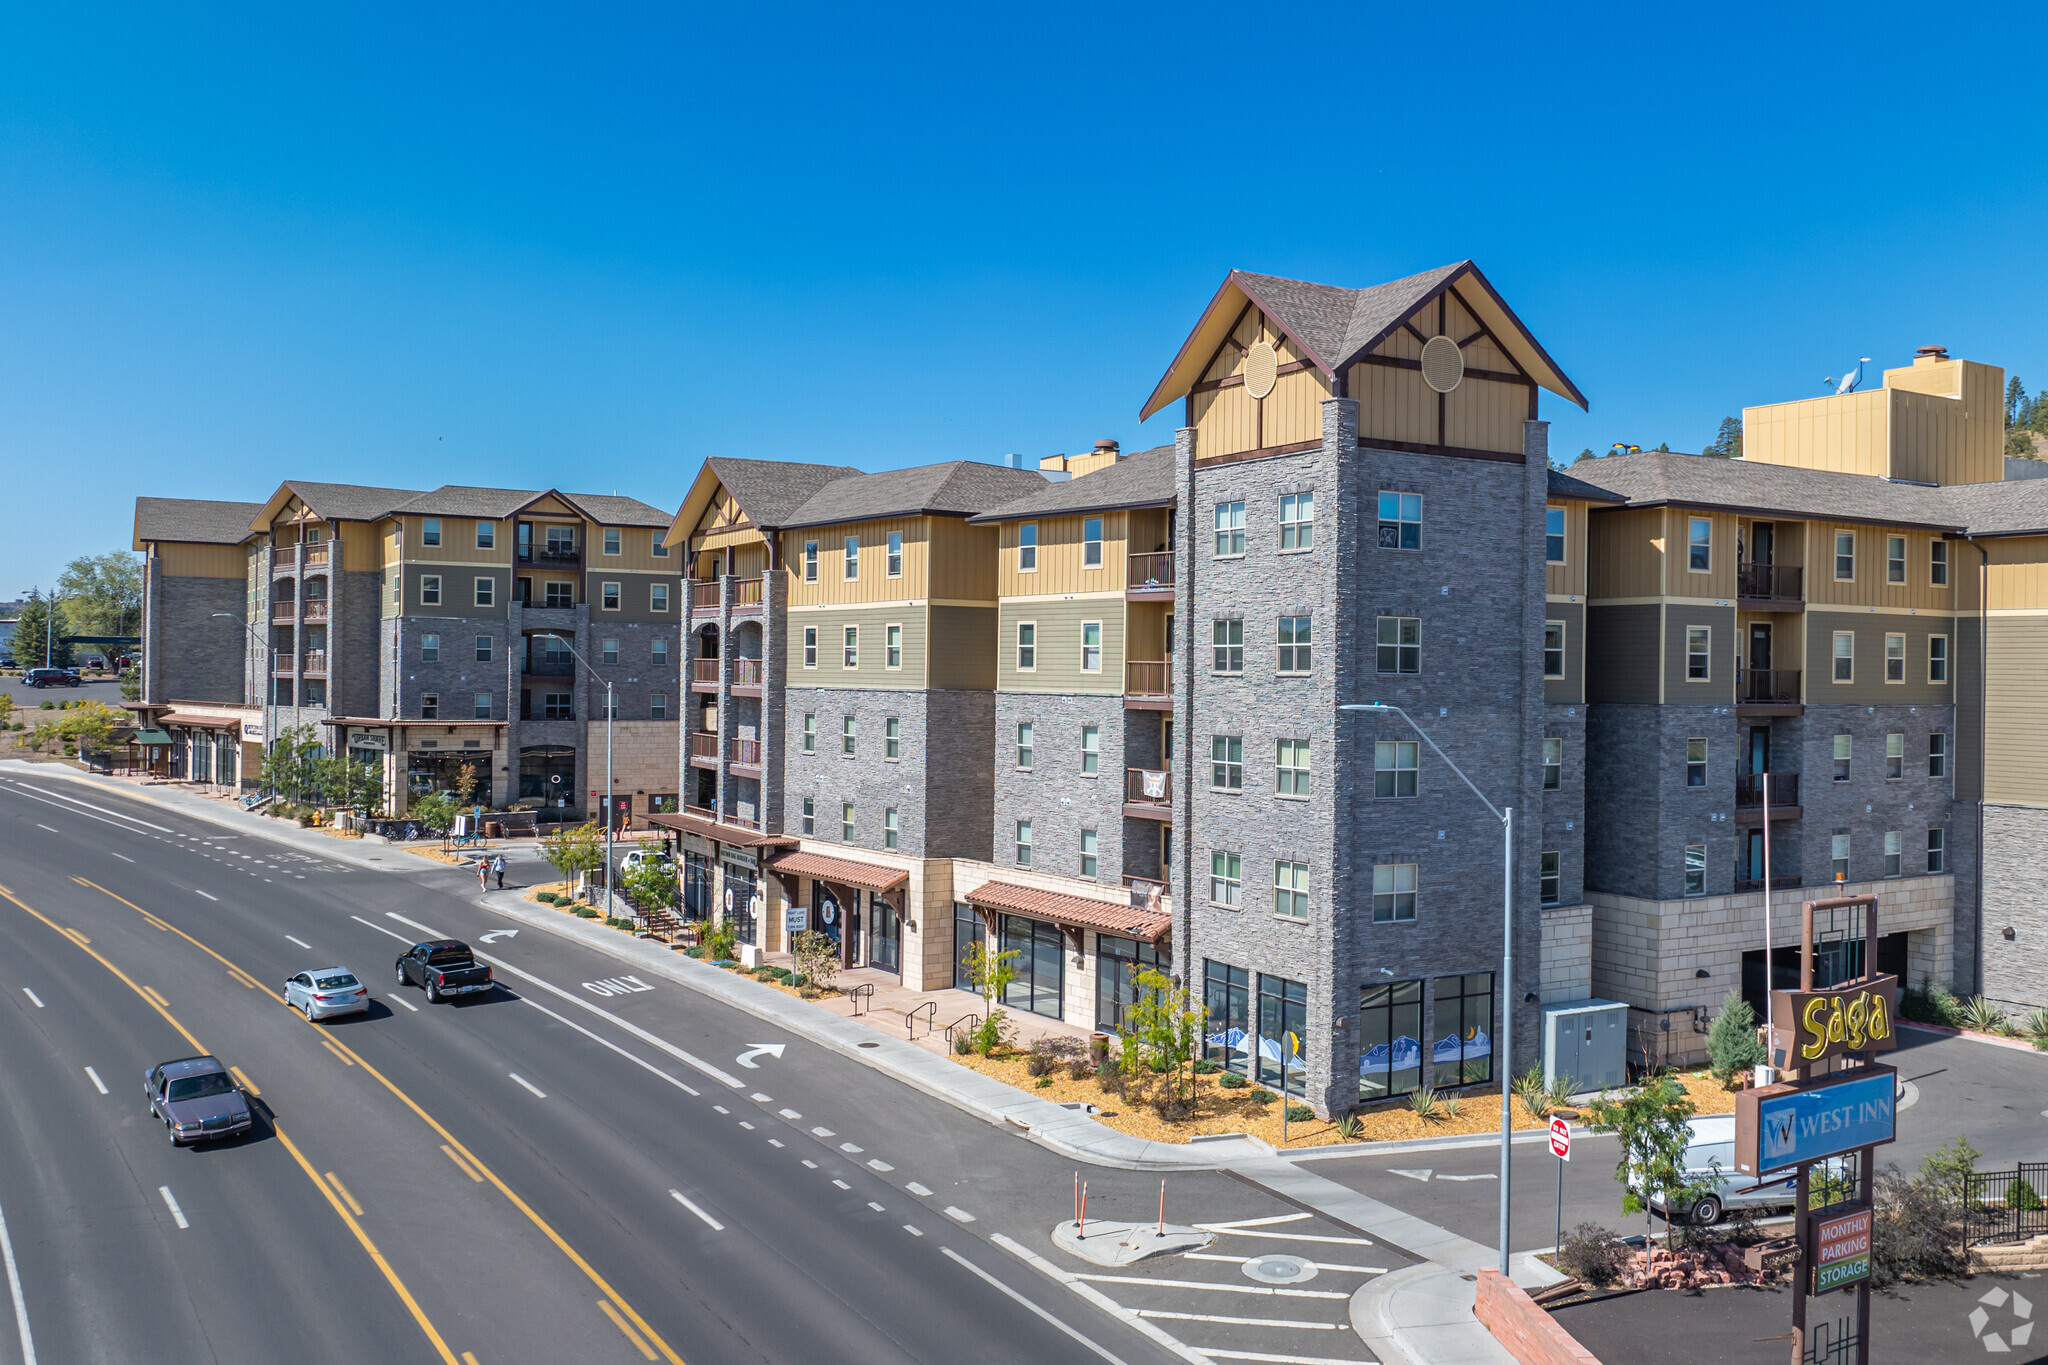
[278, 481, 429, 522]
[766, 850, 909, 892]
[388, 486, 543, 519]
[962, 879, 1170, 943]
[707, 458, 865, 527]
[1545, 468, 1626, 504]
[134, 497, 267, 546]
[1566, 453, 1963, 531]
[778, 461, 1054, 531]
[967, 445, 1179, 523]
[563, 492, 677, 528]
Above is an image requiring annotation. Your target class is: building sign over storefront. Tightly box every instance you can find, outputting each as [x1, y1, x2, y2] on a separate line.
[1736, 1066, 1897, 1175]
[1768, 975, 1898, 1067]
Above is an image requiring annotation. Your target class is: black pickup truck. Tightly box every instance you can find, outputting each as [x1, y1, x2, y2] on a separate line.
[394, 939, 495, 1003]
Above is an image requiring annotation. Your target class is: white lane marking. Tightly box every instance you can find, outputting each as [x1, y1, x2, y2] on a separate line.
[868, 1159, 893, 1173]
[802, 1160, 818, 1169]
[518, 997, 698, 1096]
[1192, 1228, 1372, 1246]
[767, 1139, 784, 1148]
[478, 930, 517, 944]
[83, 1067, 107, 1095]
[17, 783, 175, 831]
[1388, 1169, 1431, 1182]
[735, 1042, 785, 1068]
[738, 1122, 755, 1131]
[907, 1182, 933, 1197]
[21, 989, 42, 1009]
[0, 1191, 37, 1365]
[713, 1106, 729, 1115]
[285, 935, 312, 950]
[1203, 1213, 1312, 1229]
[158, 1186, 189, 1229]
[668, 1190, 724, 1231]
[832, 1180, 851, 1190]
[749, 1092, 772, 1103]
[940, 1246, 1131, 1365]
[1183, 1253, 1386, 1274]
[1201, 1352, 1374, 1365]
[193, 890, 218, 902]
[110, 852, 133, 863]
[867, 1202, 886, 1212]
[1438, 1173, 1496, 1182]
[839, 1143, 863, 1154]
[35, 824, 59, 834]
[944, 1205, 975, 1222]
[382, 912, 748, 1090]
[904, 1224, 924, 1237]
[386, 994, 419, 1013]
[778, 1108, 803, 1121]
[811, 1126, 835, 1137]
[1074, 1274, 1348, 1301]
[1137, 1310, 1340, 1330]
[508, 1073, 547, 1099]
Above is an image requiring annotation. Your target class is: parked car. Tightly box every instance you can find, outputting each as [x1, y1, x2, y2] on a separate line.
[143, 1056, 254, 1146]
[1639, 1113, 1854, 1225]
[394, 939, 494, 1003]
[284, 967, 370, 1020]
[23, 667, 81, 688]
[618, 848, 671, 873]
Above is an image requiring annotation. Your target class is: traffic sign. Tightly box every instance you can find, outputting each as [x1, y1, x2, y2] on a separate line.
[1549, 1116, 1572, 1161]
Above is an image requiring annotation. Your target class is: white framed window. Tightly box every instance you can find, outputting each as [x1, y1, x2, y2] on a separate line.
[1543, 737, 1562, 790]
[843, 535, 859, 580]
[1684, 843, 1706, 897]
[1928, 827, 1946, 873]
[885, 623, 902, 670]
[1211, 735, 1243, 791]
[1834, 531, 1855, 581]
[842, 802, 855, 841]
[1931, 540, 1949, 586]
[1082, 517, 1103, 568]
[886, 531, 903, 578]
[1277, 615, 1311, 674]
[604, 528, 621, 556]
[883, 808, 898, 850]
[800, 798, 814, 835]
[1834, 733, 1852, 781]
[1543, 621, 1566, 679]
[801, 713, 816, 754]
[1080, 621, 1102, 672]
[1079, 828, 1098, 879]
[420, 633, 440, 662]
[885, 716, 900, 761]
[476, 521, 495, 550]
[1540, 851, 1561, 905]
[1686, 737, 1707, 788]
[1276, 738, 1310, 796]
[1212, 618, 1243, 674]
[1274, 861, 1309, 920]
[842, 625, 858, 669]
[650, 531, 667, 558]
[544, 580, 572, 608]
[803, 626, 817, 668]
[474, 577, 494, 607]
[1377, 492, 1422, 550]
[1376, 616, 1419, 674]
[473, 692, 491, 720]
[1687, 517, 1711, 572]
[1929, 732, 1947, 778]
[1831, 833, 1850, 882]
[422, 517, 441, 546]
[421, 575, 441, 606]
[1080, 724, 1099, 775]
[803, 541, 818, 582]
[1544, 507, 1565, 564]
[1371, 863, 1416, 922]
[1015, 820, 1033, 867]
[1375, 740, 1418, 799]
[1886, 732, 1904, 779]
[1213, 502, 1245, 557]
[475, 635, 492, 662]
[1280, 492, 1314, 551]
[600, 692, 617, 720]
[1884, 830, 1902, 878]
[1018, 523, 1038, 572]
[1016, 621, 1036, 670]
[1929, 634, 1949, 683]
[1833, 631, 1854, 682]
[841, 716, 855, 755]
[601, 581, 620, 611]
[1686, 626, 1710, 680]
[1210, 851, 1242, 907]
[1887, 536, 1905, 584]
[1015, 722, 1033, 769]
[1885, 633, 1905, 683]
[601, 638, 620, 665]
[650, 583, 668, 612]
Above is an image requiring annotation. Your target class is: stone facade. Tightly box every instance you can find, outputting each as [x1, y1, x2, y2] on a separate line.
[991, 692, 1135, 892]
[1540, 903, 1593, 1003]
[1981, 803, 2048, 1008]
[142, 560, 248, 705]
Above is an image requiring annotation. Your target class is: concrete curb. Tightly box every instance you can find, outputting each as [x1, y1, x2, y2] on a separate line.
[1898, 1019, 2047, 1055]
[1352, 1263, 1515, 1365]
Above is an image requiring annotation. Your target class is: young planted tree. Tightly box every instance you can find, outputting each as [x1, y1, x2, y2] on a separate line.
[620, 847, 680, 920]
[1123, 966, 1205, 1115]
[791, 929, 838, 990]
[260, 724, 323, 805]
[410, 791, 460, 841]
[319, 753, 386, 816]
[1587, 1071, 1710, 1248]
[540, 820, 603, 893]
[25, 699, 122, 758]
[453, 760, 480, 810]
[962, 939, 1020, 1055]
[1705, 988, 1767, 1085]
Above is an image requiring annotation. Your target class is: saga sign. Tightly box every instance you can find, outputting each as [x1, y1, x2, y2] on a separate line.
[1735, 1066, 1897, 1175]
[1768, 974, 1897, 1067]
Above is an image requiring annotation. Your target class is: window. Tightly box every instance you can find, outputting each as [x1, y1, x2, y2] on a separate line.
[1015, 820, 1033, 867]
[423, 518, 441, 546]
[1540, 851, 1561, 904]
[842, 625, 858, 669]
[601, 582, 620, 611]
[1831, 833, 1850, 883]
[842, 803, 855, 841]
[886, 531, 903, 578]
[1210, 851, 1242, 906]
[543, 692, 571, 719]
[1001, 724, 1029, 776]
[602, 528, 620, 556]
[600, 692, 617, 720]
[1015, 622, 1036, 670]
[1686, 737, 1707, 788]
[1280, 492, 1314, 551]
[885, 716, 900, 761]
[1835, 531, 1855, 581]
[650, 692, 666, 720]
[545, 581, 573, 608]
[883, 808, 898, 850]
[885, 623, 902, 670]
[1929, 635, 1948, 683]
[803, 541, 818, 582]
[1543, 621, 1566, 679]
[1886, 732, 1904, 779]
[1080, 724, 1099, 775]
[476, 521, 495, 550]
[1083, 517, 1103, 568]
[1885, 633, 1905, 683]
[1213, 502, 1245, 556]
[602, 638, 620, 665]
[1277, 738, 1310, 796]
[1884, 830, 1902, 878]
[650, 532, 667, 559]
[1686, 626, 1710, 681]
[1834, 734, 1851, 781]
[1377, 616, 1420, 674]
[1929, 733, 1948, 778]
[1080, 621, 1102, 672]
[1079, 828, 1098, 879]
[1688, 517, 1711, 572]
[1378, 491, 1422, 550]
[1543, 737, 1562, 790]
[650, 638, 668, 666]
[800, 798, 814, 835]
[802, 626, 817, 668]
[789, 712, 811, 755]
[1883, 535, 1905, 584]
[1928, 827, 1946, 874]
[420, 633, 440, 663]
[1277, 616, 1311, 673]
[421, 693, 439, 720]
[1212, 618, 1243, 673]
[1274, 861, 1309, 920]
[1833, 631, 1854, 682]
[392, 576, 402, 603]
[1432, 973, 1494, 1088]
[1931, 540, 1949, 586]
[1372, 863, 1416, 922]
[1018, 523, 1038, 572]
[473, 692, 491, 720]
[841, 716, 855, 755]
[421, 575, 441, 606]
[1684, 843, 1706, 897]
[1544, 507, 1565, 564]
[1375, 740, 1418, 799]
[1211, 735, 1243, 791]
[474, 577, 495, 607]
[651, 583, 669, 612]
[1359, 980, 1424, 1101]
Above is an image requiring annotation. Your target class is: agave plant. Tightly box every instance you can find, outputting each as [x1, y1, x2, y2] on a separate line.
[1961, 995, 2012, 1036]
[1335, 1114, 1364, 1141]
[1442, 1093, 1463, 1119]
[1512, 1063, 1550, 1120]
[2024, 1006, 2048, 1043]
[1410, 1086, 1441, 1122]
[1546, 1071, 1579, 1113]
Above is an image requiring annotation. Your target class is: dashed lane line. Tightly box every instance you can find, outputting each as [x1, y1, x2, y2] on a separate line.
[939, 1245, 1132, 1365]
[83, 1066, 107, 1095]
[907, 1182, 933, 1197]
[193, 890, 218, 901]
[944, 1205, 974, 1223]
[158, 1186, 189, 1230]
[1200, 1351, 1374, 1364]
[509, 1073, 547, 1099]
[668, 1190, 724, 1231]
[21, 988, 41, 1008]
[286, 935, 313, 950]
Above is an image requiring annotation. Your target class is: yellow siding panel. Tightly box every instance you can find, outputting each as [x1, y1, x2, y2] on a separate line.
[1743, 390, 1889, 477]
[1985, 616, 2048, 804]
[1353, 359, 1435, 447]
[1442, 375, 1524, 454]
[1545, 500, 1590, 597]
[781, 517, 931, 607]
[156, 542, 248, 578]
[338, 520, 382, 569]
[1263, 368, 1330, 447]
[998, 513, 1126, 596]
[927, 516, 999, 602]
[1587, 507, 1666, 599]
[1804, 523, 1956, 611]
[1984, 538, 2048, 611]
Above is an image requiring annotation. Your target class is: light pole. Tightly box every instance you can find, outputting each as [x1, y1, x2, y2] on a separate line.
[215, 612, 274, 802]
[542, 633, 616, 918]
[1342, 701, 1515, 1278]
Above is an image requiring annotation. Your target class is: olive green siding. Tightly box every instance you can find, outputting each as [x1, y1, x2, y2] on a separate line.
[1804, 610, 1956, 705]
[997, 596, 1124, 695]
[1544, 601, 1585, 704]
[1983, 614, 2048, 805]
[1663, 605, 1736, 705]
[400, 566, 511, 620]
[785, 604, 928, 690]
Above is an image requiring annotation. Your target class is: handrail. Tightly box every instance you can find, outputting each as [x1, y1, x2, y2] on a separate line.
[942, 1012, 982, 1046]
[731, 576, 764, 609]
[1127, 551, 1174, 588]
[848, 982, 876, 1016]
[1124, 767, 1170, 805]
[907, 999, 936, 1038]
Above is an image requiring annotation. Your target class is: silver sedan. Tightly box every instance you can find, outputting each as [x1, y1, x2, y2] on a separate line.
[284, 968, 370, 1020]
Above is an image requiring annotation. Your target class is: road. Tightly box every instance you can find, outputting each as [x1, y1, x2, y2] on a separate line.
[0, 772, 1406, 1364]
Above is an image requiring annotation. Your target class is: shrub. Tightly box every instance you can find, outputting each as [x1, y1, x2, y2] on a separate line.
[1442, 1094, 1463, 1119]
[1706, 988, 1768, 1084]
[789, 972, 808, 987]
[953, 1033, 975, 1055]
[1246, 1088, 1277, 1107]
[1192, 1057, 1221, 1075]
[1152, 1091, 1195, 1121]
[1513, 1064, 1550, 1121]
[39, 700, 53, 710]
[1555, 1223, 1629, 1287]
[1869, 1162, 1970, 1287]
[1961, 995, 2012, 1035]
[1216, 1070, 1247, 1090]
[573, 906, 599, 919]
[1035, 1076, 1055, 1089]
[1025, 1044, 1055, 1078]
[535, 891, 558, 905]
[972, 1011, 1012, 1057]
[1335, 1115, 1364, 1140]
[1285, 1104, 1314, 1122]
[2011, 1178, 2044, 1212]
[799, 986, 820, 1000]
[1410, 1087, 1442, 1122]
[607, 917, 636, 931]
[1900, 981, 1965, 1027]
[1066, 1058, 1092, 1082]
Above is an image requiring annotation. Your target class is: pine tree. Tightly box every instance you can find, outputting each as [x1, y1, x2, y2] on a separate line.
[1575, 448, 1596, 464]
[10, 591, 72, 669]
[1702, 416, 1743, 459]
[1706, 988, 1767, 1084]
[2008, 375, 2027, 429]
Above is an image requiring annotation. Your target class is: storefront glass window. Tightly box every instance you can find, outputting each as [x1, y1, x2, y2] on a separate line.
[1431, 972, 1495, 1088]
[1359, 980, 1424, 1102]
[1095, 935, 1168, 1033]
[1257, 974, 1308, 1096]
[1204, 961, 1251, 1076]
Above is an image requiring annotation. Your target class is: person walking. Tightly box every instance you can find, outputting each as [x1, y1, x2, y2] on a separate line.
[492, 853, 506, 890]
[477, 857, 489, 892]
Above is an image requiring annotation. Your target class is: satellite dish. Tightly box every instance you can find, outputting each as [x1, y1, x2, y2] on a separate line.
[1824, 358, 1873, 395]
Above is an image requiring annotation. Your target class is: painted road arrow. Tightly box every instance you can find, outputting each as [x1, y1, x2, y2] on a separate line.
[735, 1043, 786, 1069]
[479, 930, 519, 944]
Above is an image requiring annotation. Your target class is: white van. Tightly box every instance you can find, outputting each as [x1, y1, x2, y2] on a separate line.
[1642, 1114, 1801, 1226]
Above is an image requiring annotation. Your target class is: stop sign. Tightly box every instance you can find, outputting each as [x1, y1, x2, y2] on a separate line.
[1549, 1116, 1571, 1161]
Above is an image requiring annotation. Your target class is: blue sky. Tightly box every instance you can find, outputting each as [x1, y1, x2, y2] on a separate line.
[5, 3, 2048, 592]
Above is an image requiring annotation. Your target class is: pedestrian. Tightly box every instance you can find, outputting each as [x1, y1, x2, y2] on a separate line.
[492, 853, 506, 890]
[477, 857, 489, 892]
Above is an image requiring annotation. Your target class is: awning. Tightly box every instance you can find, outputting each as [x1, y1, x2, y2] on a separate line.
[644, 811, 791, 849]
[131, 728, 172, 745]
[159, 713, 246, 731]
[766, 850, 909, 893]
[963, 880, 1171, 943]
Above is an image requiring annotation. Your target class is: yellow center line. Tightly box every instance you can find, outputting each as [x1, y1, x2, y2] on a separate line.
[325, 1171, 366, 1217]
[68, 876, 688, 1364]
[0, 884, 458, 1365]
[597, 1300, 658, 1361]
[319, 1036, 356, 1067]
[141, 985, 170, 1009]
[462, 1353, 483, 1365]
[227, 965, 263, 991]
[441, 1144, 485, 1183]
[228, 1066, 261, 1095]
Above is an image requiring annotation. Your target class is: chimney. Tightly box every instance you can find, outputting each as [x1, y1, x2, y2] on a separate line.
[1915, 345, 1949, 365]
[1094, 439, 1120, 457]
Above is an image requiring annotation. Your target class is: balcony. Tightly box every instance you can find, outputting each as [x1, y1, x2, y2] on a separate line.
[521, 543, 580, 567]
[1127, 552, 1174, 600]
[1123, 767, 1172, 821]
[724, 810, 762, 832]
[271, 602, 297, 624]
[728, 738, 762, 770]
[731, 576, 764, 614]
[302, 599, 329, 623]
[1739, 670, 1801, 719]
[730, 657, 762, 692]
[1737, 562, 1804, 609]
[688, 733, 720, 768]
[690, 658, 722, 693]
[1735, 873, 1803, 893]
[1125, 660, 1172, 710]
[300, 650, 328, 677]
[1734, 773, 1800, 823]
[690, 580, 720, 612]
[523, 656, 575, 677]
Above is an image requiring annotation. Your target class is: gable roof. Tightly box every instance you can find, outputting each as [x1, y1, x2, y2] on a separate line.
[562, 492, 676, 528]
[967, 445, 1178, 523]
[1545, 468, 1627, 504]
[250, 480, 427, 530]
[1926, 478, 2048, 538]
[1565, 453, 1962, 531]
[663, 457, 867, 550]
[133, 497, 267, 548]
[388, 486, 543, 519]
[1141, 261, 1587, 421]
[778, 460, 1053, 531]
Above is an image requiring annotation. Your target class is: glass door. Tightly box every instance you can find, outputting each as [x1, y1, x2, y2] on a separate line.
[868, 893, 900, 974]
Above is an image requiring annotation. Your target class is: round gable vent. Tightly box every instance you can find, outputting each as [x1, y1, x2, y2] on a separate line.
[1420, 335, 1465, 394]
[1243, 341, 1278, 399]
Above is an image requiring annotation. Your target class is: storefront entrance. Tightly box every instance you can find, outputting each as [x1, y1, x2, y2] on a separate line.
[868, 894, 900, 975]
[1000, 915, 1064, 1020]
[519, 745, 576, 811]
[723, 863, 759, 946]
[683, 851, 713, 921]
[813, 882, 845, 953]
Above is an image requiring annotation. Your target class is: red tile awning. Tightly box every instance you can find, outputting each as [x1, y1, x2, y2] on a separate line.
[644, 811, 791, 849]
[963, 880, 1170, 943]
[158, 712, 246, 731]
[766, 850, 909, 893]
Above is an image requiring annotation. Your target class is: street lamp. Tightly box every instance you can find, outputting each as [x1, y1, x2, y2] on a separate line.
[215, 612, 274, 802]
[541, 633, 616, 918]
[1342, 701, 1515, 1278]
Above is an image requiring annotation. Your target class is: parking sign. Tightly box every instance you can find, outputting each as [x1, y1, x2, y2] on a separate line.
[1549, 1116, 1571, 1161]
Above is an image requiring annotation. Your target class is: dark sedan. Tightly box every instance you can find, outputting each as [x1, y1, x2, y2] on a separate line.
[23, 667, 81, 688]
[144, 1056, 254, 1146]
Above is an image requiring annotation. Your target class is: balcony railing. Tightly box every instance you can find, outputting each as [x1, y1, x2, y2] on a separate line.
[1125, 767, 1171, 806]
[691, 658, 722, 685]
[731, 576, 764, 611]
[690, 580, 721, 611]
[1737, 562, 1803, 602]
[1125, 660, 1172, 697]
[271, 603, 297, 623]
[1735, 873, 1803, 893]
[1740, 668, 1801, 703]
[731, 657, 762, 687]
[523, 657, 574, 676]
[724, 810, 762, 831]
[688, 733, 719, 761]
[523, 543, 580, 566]
[684, 802, 716, 823]
[729, 738, 762, 767]
[1734, 772, 1799, 809]
[1127, 552, 1174, 589]
[300, 650, 328, 676]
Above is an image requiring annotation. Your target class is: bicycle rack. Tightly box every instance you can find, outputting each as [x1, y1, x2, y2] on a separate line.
[847, 982, 875, 1016]
[906, 1000, 936, 1038]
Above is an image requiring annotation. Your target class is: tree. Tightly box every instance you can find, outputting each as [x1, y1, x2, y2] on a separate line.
[453, 760, 480, 809]
[962, 939, 1020, 1054]
[11, 592, 72, 669]
[540, 819, 604, 888]
[1654, 441, 1671, 452]
[1705, 988, 1767, 1084]
[24, 700, 122, 758]
[318, 752, 386, 815]
[260, 724, 324, 804]
[57, 552, 144, 638]
[411, 791, 459, 839]
[1586, 1071, 1708, 1248]
[1574, 447, 1596, 464]
[1702, 416, 1743, 459]
[792, 929, 839, 991]
[2008, 376, 2027, 429]
[1123, 966, 1205, 1112]
[620, 844, 679, 919]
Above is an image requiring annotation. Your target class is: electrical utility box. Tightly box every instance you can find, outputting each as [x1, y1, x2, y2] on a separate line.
[1541, 999, 1628, 1094]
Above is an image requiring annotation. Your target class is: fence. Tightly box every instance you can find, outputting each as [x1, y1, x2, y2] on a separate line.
[1965, 1163, 2048, 1247]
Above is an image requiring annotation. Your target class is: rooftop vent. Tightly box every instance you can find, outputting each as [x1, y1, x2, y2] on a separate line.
[1094, 439, 1120, 455]
[1916, 345, 1949, 361]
